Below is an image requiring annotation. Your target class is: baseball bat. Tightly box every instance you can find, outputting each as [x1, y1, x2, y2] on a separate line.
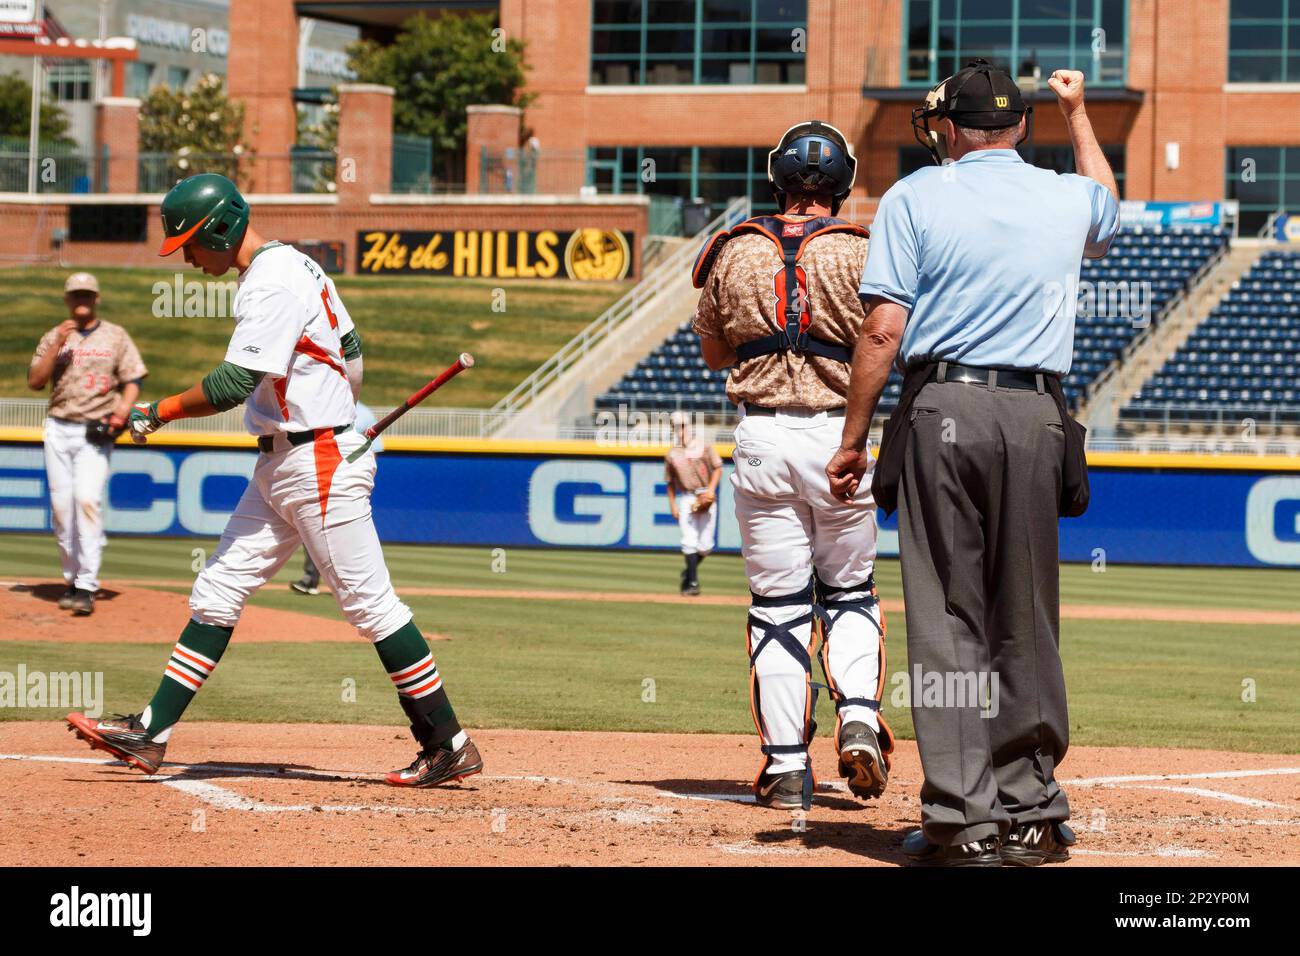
[346, 352, 474, 462]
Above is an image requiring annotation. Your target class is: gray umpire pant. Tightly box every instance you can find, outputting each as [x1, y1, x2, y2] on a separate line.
[899, 377, 1070, 847]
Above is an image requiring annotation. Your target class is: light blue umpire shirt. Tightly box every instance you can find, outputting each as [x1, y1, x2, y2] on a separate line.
[858, 148, 1121, 375]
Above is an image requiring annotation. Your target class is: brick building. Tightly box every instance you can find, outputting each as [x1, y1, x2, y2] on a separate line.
[271, 0, 1300, 233]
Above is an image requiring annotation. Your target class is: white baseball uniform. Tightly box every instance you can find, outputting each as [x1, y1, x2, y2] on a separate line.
[32, 320, 148, 593]
[692, 218, 887, 779]
[187, 244, 410, 642]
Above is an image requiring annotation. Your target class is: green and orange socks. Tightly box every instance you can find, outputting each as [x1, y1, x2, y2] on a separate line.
[140, 619, 233, 743]
[377, 619, 466, 753]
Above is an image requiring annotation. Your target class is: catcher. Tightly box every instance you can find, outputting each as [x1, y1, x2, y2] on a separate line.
[664, 412, 722, 596]
[693, 120, 890, 811]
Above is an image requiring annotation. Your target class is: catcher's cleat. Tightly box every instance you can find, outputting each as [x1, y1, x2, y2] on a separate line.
[57, 586, 76, 610]
[70, 589, 95, 616]
[289, 577, 320, 596]
[385, 738, 483, 788]
[906, 833, 1003, 868]
[753, 768, 806, 810]
[837, 720, 888, 800]
[1000, 821, 1074, 866]
[66, 712, 166, 774]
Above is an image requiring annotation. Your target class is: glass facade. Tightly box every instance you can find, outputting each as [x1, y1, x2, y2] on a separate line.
[1228, 0, 1300, 82]
[1226, 146, 1299, 233]
[898, 143, 1126, 196]
[587, 145, 776, 211]
[46, 62, 93, 103]
[591, 1, 807, 86]
[904, 0, 1126, 87]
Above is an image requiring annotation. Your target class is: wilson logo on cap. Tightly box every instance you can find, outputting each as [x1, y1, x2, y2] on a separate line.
[995, 95, 1009, 108]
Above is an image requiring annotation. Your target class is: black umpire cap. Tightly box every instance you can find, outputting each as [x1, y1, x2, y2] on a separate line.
[937, 58, 1028, 128]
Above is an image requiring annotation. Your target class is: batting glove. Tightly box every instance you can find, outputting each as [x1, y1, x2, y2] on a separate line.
[128, 401, 164, 444]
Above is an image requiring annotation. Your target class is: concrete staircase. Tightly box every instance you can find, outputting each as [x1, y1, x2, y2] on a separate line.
[1080, 238, 1271, 433]
[490, 197, 750, 439]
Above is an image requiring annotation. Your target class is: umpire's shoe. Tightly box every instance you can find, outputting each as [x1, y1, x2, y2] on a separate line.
[385, 738, 483, 788]
[1000, 821, 1075, 866]
[753, 768, 806, 810]
[65, 712, 166, 775]
[902, 829, 1003, 867]
[837, 721, 888, 800]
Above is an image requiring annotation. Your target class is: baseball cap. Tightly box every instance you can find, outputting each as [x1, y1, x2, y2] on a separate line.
[941, 58, 1027, 129]
[64, 272, 99, 294]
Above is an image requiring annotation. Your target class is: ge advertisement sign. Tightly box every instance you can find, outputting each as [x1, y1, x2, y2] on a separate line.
[0, 444, 1296, 567]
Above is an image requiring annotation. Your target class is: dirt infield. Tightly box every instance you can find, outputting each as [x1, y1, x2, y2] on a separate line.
[11, 579, 1300, 630]
[0, 582, 365, 644]
[1, 721, 1295, 866]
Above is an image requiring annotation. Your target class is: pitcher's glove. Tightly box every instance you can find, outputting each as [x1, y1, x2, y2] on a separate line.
[85, 417, 125, 448]
[692, 490, 716, 513]
[128, 401, 164, 444]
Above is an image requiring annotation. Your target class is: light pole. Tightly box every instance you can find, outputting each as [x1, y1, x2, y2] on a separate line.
[26, 0, 45, 194]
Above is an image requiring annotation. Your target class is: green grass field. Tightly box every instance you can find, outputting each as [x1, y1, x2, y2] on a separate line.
[0, 268, 629, 407]
[2, 533, 1297, 754]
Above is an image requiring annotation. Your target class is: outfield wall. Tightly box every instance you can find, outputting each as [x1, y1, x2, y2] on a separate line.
[0, 435, 1298, 568]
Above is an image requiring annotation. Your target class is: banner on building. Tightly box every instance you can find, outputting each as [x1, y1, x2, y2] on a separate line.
[1119, 201, 1224, 228]
[356, 229, 633, 280]
[2, 443, 1298, 568]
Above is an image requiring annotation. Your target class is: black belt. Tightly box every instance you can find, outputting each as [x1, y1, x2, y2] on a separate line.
[922, 362, 1058, 392]
[745, 403, 846, 417]
[257, 424, 350, 453]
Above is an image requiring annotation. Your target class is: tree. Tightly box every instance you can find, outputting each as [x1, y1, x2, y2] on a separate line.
[0, 71, 73, 144]
[138, 73, 252, 190]
[350, 12, 532, 186]
[295, 96, 339, 194]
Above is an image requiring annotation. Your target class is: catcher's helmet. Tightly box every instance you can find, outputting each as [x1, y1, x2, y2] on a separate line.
[158, 173, 250, 256]
[767, 120, 857, 215]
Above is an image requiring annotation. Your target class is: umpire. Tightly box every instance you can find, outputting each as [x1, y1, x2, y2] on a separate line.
[826, 61, 1119, 866]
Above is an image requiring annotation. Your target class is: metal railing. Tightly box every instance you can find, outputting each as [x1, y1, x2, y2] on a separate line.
[484, 195, 751, 432]
[0, 138, 106, 193]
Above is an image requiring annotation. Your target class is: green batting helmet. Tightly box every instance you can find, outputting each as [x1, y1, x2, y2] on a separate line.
[158, 173, 250, 256]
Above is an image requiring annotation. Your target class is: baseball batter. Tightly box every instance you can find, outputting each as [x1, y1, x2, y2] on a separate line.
[28, 272, 147, 616]
[692, 121, 892, 811]
[664, 413, 722, 596]
[66, 174, 482, 789]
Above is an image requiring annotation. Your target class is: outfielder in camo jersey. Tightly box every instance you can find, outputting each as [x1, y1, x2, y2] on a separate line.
[664, 413, 722, 596]
[66, 173, 482, 790]
[693, 121, 892, 811]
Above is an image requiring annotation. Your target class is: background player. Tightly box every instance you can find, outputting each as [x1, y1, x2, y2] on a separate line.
[693, 121, 891, 811]
[65, 173, 482, 789]
[28, 272, 147, 616]
[664, 412, 722, 596]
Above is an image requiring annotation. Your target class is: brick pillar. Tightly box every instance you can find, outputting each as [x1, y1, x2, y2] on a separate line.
[227, 0, 297, 193]
[95, 97, 140, 193]
[466, 105, 522, 193]
[335, 84, 394, 203]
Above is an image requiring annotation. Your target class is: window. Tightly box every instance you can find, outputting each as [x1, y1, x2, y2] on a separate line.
[1226, 146, 1300, 233]
[897, 143, 1126, 196]
[127, 62, 154, 99]
[591, 1, 806, 86]
[904, 0, 1126, 87]
[588, 145, 777, 211]
[46, 62, 92, 102]
[167, 66, 190, 90]
[1228, 0, 1300, 82]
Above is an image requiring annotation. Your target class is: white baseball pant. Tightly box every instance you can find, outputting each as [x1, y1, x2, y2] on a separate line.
[676, 492, 717, 555]
[43, 417, 111, 593]
[189, 427, 411, 642]
[732, 407, 886, 775]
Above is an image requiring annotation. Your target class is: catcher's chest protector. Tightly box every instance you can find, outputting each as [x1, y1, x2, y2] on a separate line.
[691, 215, 870, 365]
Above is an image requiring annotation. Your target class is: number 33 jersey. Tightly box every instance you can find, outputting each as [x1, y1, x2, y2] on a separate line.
[228, 244, 357, 435]
[31, 320, 148, 423]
